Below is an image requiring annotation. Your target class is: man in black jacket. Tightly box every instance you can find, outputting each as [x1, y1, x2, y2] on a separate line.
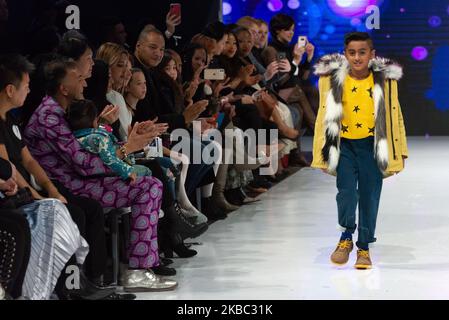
[133, 25, 206, 130]
[133, 25, 226, 221]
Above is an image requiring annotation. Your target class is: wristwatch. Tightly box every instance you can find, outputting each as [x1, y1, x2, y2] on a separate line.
[119, 145, 129, 159]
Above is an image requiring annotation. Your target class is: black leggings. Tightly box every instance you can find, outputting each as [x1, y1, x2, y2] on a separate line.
[0, 209, 31, 299]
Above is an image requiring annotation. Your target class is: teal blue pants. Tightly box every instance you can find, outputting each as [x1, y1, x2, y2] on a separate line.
[336, 137, 383, 248]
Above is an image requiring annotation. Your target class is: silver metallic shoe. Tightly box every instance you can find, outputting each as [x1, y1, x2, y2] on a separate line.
[0, 283, 5, 300]
[120, 270, 178, 292]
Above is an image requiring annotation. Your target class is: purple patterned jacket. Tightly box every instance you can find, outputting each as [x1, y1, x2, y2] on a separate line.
[24, 96, 121, 195]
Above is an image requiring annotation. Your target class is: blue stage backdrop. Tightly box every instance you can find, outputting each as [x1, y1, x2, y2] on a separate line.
[223, 0, 449, 135]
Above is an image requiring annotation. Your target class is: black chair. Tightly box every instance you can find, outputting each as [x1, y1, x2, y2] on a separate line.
[104, 208, 131, 286]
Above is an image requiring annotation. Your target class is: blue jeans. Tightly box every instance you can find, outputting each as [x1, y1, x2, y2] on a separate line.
[336, 137, 383, 248]
[155, 157, 177, 200]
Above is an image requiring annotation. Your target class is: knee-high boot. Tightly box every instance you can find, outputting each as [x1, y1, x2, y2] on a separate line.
[211, 163, 240, 212]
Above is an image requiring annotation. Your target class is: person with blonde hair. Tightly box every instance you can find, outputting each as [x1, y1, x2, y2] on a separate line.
[256, 19, 269, 49]
[95, 42, 133, 141]
[236, 16, 260, 46]
[96, 42, 133, 93]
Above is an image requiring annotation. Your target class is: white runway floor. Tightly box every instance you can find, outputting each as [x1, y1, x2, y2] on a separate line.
[137, 137, 449, 300]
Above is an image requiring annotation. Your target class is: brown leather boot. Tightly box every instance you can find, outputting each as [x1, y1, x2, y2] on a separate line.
[355, 250, 372, 270]
[330, 239, 354, 265]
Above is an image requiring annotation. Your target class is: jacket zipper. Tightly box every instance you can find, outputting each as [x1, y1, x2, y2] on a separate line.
[389, 80, 397, 160]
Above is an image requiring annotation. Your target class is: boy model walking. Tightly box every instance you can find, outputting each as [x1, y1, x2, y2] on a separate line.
[312, 32, 408, 269]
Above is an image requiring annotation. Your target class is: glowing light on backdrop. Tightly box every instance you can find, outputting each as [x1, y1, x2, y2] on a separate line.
[411, 46, 428, 61]
[326, 0, 379, 18]
[223, 1, 232, 15]
[336, 0, 353, 7]
[287, 0, 300, 10]
[268, 0, 283, 12]
[428, 16, 442, 28]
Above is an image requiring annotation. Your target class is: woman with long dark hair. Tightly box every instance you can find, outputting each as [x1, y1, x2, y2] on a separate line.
[182, 43, 208, 104]
[155, 54, 185, 114]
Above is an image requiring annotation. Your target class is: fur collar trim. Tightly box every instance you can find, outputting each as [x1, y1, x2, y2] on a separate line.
[314, 54, 403, 81]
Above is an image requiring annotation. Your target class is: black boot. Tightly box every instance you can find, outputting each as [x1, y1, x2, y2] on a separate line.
[173, 243, 197, 258]
[150, 265, 177, 276]
[224, 188, 244, 206]
[201, 197, 227, 221]
[160, 257, 174, 266]
[166, 204, 208, 239]
[163, 232, 197, 259]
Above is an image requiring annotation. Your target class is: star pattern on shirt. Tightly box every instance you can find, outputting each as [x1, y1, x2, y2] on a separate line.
[343, 78, 375, 137]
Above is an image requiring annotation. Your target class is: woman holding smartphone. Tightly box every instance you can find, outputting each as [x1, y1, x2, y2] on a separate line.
[261, 13, 317, 167]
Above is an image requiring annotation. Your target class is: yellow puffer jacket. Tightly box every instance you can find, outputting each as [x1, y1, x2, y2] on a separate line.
[311, 55, 408, 178]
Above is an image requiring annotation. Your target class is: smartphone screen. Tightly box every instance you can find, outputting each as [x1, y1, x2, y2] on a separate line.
[277, 52, 287, 61]
[204, 69, 226, 81]
[170, 3, 181, 18]
[297, 36, 307, 47]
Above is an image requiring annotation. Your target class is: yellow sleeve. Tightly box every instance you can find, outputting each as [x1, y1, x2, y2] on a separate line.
[311, 76, 330, 169]
[393, 80, 408, 158]
[397, 100, 408, 158]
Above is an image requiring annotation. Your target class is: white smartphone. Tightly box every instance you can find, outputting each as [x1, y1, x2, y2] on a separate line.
[145, 137, 163, 159]
[204, 68, 226, 81]
[297, 36, 308, 48]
